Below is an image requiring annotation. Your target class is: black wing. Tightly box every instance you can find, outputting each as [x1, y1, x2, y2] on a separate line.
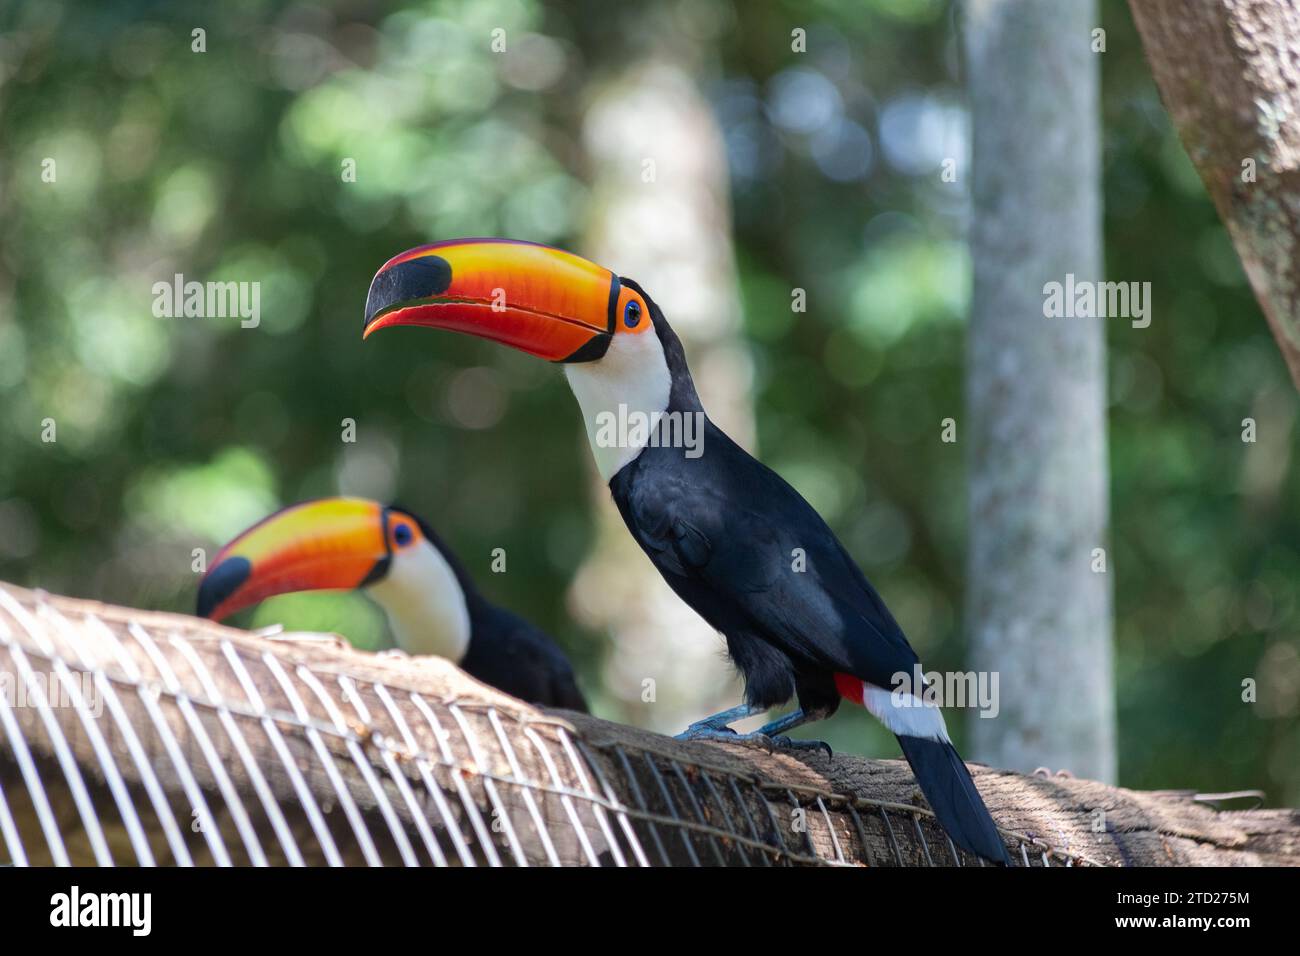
[615, 431, 919, 691]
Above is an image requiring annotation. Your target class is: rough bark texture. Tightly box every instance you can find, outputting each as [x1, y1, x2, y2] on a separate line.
[1130, 0, 1300, 387]
[579, 718, 1300, 866]
[1, 582, 1295, 866]
[964, 0, 1117, 781]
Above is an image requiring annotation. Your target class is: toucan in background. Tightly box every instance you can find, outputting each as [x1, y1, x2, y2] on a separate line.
[361, 238, 1009, 863]
[196, 496, 588, 712]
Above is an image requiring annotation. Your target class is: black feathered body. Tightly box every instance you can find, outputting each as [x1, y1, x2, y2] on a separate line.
[603, 289, 1007, 862]
[607, 296, 919, 715]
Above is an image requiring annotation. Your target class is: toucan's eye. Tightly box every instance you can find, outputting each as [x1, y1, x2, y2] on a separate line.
[624, 300, 642, 328]
[393, 523, 413, 547]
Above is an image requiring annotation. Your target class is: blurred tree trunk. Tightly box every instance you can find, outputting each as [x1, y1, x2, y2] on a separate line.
[963, 0, 1116, 782]
[572, 57, 754, 733]
[1128, 0, 1300, 389]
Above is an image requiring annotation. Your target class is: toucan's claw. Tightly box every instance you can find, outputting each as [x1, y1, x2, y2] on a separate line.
[673, 705, 830, 758]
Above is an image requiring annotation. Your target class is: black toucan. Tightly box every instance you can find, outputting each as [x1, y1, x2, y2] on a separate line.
[361, 239, 1009, 863]
[196, 496, 588, 712]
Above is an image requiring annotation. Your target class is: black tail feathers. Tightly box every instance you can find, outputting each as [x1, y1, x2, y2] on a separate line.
[896, 735, 1011, 865]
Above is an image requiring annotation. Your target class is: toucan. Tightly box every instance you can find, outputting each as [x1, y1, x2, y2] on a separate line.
[361, 238, 1010, 863]
[195, 496, 588, 712]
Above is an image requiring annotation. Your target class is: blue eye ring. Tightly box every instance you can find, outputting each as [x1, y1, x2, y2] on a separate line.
[393, 523, 413, 547]
[623, 300, 642, 328]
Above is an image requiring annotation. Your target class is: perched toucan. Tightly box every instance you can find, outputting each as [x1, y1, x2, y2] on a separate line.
[361, 238, 1010, 864]
[196, 496, 588, 712]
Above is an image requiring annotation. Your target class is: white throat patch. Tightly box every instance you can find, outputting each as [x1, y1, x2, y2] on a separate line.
[367, 539, 471, 663]
[564, 327, 672, 481]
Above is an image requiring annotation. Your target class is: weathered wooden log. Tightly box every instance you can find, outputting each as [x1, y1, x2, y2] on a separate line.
[0, 581, 1294, 866]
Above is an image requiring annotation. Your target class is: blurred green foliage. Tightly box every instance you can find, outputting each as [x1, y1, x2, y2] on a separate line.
[0, 0, 1295, 803]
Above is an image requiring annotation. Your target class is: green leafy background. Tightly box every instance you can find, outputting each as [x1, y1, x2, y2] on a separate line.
[0, 0, 1295, 804]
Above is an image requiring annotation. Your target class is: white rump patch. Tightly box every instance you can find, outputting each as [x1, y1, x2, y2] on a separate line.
[862, 683, 951, 743]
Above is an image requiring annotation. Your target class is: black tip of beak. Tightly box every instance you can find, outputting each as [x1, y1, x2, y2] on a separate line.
[196, 556, 251, 619]
[363, 255, 454, 330]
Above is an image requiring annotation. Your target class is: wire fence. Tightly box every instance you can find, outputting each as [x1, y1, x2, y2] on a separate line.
[0, 581, 1087, 867]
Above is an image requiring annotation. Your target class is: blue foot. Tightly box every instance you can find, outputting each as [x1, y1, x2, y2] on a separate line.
[675, 727, 831, 759]
[674, 705, 833, 759]
[674, 703, 760, 740]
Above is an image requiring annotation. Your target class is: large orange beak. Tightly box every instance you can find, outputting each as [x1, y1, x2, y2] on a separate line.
[361, 238, 618, 362]
[197, 498, 392, 622]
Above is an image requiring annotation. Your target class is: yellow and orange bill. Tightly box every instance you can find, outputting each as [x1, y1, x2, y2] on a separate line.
[362, 238, 646, 362]
[196, 497, 418, 622]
